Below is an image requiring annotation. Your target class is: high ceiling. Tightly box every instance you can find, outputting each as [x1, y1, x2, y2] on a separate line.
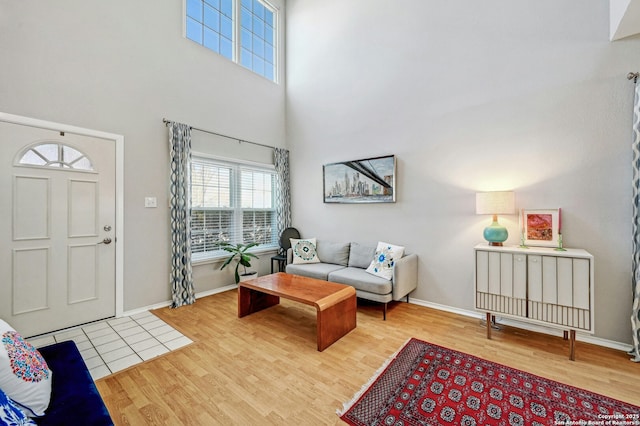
[611, 0, 640, 40]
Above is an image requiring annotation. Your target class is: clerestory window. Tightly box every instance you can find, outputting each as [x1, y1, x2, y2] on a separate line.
[185, 0, 278, 82]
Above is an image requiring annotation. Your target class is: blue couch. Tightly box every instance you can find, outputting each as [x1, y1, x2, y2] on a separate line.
[37, 340, 113, 425]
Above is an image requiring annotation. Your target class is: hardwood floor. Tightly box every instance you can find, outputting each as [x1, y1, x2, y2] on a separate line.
[95, 289, 640, 425]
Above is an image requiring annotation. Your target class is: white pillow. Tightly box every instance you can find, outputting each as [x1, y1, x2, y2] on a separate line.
[0, 319, 52, 417]
[366, 241, 405, 280]
[290, 238, 320, 264]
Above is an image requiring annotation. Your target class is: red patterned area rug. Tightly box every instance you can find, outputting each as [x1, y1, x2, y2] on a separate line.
[339, 338, 639, 425]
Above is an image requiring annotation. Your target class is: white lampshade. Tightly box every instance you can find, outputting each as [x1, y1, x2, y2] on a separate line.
[475, 191, 515, 215]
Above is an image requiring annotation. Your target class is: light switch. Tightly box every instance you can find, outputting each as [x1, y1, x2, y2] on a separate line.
[144, 197, 157, 208]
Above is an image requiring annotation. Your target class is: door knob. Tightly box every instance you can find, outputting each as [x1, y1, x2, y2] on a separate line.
[98, 237, 112, 245]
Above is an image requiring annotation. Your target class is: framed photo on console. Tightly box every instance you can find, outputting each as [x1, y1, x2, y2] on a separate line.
[323, 154, 396, 203]
[521, 208, 560, 247]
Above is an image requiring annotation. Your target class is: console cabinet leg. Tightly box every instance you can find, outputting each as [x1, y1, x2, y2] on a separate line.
[486, 312, 492, 339]
[569, 329, 576, 361]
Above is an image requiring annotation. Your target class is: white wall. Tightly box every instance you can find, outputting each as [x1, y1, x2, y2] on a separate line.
[0, 0, 286, 310]
[286, 0, 640, 343]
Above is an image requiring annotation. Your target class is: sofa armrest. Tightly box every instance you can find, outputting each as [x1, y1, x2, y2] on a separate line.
[392, 253, 418, 301]
[287, 248, 293, 265]
[37, 341, 113, 426]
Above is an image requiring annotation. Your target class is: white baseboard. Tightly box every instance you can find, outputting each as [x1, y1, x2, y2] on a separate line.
[121, 284, 237, 318]
[194, 284, 238, 299]
[409, 297, 632, 353]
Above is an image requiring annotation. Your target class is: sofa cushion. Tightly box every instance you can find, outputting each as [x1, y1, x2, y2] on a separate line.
[316, 241, 350, 266]
[348, 243, 376, 268]
[328, 267, 393, 295]
[285, 262, 345, 280]
[0, 319, 52, 417]
[290, 238, 320, 264]
[37, 340, 113, 426]
[366, 241, 405, 280]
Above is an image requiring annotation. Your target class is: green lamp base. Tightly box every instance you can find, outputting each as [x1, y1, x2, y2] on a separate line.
[483, 218, 508, 246]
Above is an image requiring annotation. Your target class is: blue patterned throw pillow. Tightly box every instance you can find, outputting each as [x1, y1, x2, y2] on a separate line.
[366, 241, 405, 280]
[0, 387, 36, 425]
[290, 238, 320, 264]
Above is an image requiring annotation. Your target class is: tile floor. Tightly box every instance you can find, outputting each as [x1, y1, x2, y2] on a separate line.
[27, 311, 193, 380]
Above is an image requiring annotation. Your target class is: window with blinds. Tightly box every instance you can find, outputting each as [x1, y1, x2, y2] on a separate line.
[191, 156, 277, 261]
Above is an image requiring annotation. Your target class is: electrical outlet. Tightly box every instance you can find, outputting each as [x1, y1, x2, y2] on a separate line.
[144, 197, 157, 208]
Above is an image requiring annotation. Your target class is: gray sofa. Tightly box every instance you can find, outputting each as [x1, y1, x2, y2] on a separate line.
[286, 240, 418, 319]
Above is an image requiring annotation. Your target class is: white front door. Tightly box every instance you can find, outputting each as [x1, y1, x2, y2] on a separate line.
[0, 120, 117, 337]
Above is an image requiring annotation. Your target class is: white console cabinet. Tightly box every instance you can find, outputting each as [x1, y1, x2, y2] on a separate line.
[474, 243, 594, 360]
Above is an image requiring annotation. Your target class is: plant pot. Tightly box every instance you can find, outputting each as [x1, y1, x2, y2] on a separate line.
[239, 272, 258, 282]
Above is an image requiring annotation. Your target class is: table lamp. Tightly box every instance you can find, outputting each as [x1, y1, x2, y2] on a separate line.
[475, 191, 515, 246]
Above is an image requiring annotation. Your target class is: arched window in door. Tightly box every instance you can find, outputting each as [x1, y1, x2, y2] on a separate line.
[16, 142, 94, 171]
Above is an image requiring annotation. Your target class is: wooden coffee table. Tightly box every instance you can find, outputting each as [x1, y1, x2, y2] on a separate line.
[237, 272, 357, 351]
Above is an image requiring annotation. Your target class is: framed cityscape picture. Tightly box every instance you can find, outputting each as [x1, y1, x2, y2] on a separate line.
[521, 208, 560, 247]
[323, 155, 396, 203]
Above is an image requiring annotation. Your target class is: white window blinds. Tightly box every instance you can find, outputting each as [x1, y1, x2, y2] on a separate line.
[191, 157, 277, 260]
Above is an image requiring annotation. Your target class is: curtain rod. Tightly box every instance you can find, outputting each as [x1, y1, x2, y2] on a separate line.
[628, 72, 639, 83]
[163, 118, 275, 150]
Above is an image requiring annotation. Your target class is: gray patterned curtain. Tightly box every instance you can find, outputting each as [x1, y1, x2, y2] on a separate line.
[630, 75, 640, 361]
[169, 122, 195, 308]
[274, 148, 292, 238]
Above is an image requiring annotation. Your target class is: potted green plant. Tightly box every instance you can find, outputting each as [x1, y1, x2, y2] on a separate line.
[220, 242, 260, 283]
